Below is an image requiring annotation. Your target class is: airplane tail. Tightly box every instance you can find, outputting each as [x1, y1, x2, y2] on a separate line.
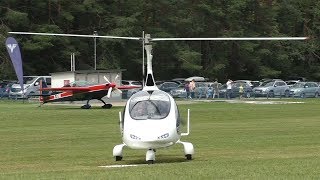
[39, 80, 50, 103]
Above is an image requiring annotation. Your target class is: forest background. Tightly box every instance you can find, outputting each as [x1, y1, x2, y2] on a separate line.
[0, 0, 319, 82]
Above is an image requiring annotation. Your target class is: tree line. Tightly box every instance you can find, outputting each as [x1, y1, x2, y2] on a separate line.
[0, 0, 319, 82]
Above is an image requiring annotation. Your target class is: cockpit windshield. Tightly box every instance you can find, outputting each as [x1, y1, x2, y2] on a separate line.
[129, 90, 171, 120]
[63, 81, 95, 87]
[22, 77, 37, 84]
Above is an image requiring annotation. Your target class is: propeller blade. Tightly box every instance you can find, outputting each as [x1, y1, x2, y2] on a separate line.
[107, 87, 112, 98]
[104, 76, 110, 83]
[115, 74, 119, 81]
[114, 87, 122, 94]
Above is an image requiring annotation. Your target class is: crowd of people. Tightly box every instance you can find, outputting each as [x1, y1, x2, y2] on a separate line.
[183, 79, 244, 99]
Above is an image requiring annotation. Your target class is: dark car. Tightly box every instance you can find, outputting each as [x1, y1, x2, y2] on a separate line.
[121, 80, 142, 99]
[219, 82, 253, 98]
[157, 82, 179, 93]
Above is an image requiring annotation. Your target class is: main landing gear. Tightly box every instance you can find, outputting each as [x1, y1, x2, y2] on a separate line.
[112, 141, 194, 164]
[81, 100, 92, 109]
[80, 99, 112, 109]
[99, 98, 112, 109]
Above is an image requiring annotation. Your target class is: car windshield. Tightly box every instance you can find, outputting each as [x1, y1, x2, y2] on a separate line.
[129, 90, 171, 120]
[260, 81, 274, 87]
[178, 84, 185, 88]
[22, 77, 37, 84]
[292, 82, 305, 88]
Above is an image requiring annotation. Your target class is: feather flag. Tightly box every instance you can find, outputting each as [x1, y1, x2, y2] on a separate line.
[5, 37, 24, 91]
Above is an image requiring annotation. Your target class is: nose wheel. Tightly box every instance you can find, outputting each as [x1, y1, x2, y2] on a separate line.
[146, 149, 156, 164]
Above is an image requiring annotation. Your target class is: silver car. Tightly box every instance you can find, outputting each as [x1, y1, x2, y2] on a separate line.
[253, 79, 290, 97]
[170, 84, 187, 98]
[289, 82, 319, 98]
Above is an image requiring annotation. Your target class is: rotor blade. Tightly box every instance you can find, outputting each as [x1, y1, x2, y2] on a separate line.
[151, 37, 309, 41]
[107, 87, 112, 98]
[104, 76, 110, 83]
[8, 32, 141, 40]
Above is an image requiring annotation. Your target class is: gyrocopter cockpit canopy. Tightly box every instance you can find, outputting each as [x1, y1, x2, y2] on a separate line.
[129, 90, 171, 120]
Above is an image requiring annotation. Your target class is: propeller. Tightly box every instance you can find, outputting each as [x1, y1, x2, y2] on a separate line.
[107, 87, 113, 98]
[104, 75, 122, 99]
[104, 76, 110, 83]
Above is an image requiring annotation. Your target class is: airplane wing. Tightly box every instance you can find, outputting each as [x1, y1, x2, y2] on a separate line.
[40, 87, 91, 92]
[116, 85, 141, 90]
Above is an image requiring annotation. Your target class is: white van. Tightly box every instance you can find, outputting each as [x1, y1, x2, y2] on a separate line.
[9, 76, 51, 99]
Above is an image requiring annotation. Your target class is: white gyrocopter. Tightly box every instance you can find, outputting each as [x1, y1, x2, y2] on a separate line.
[9, 31, 307, 164]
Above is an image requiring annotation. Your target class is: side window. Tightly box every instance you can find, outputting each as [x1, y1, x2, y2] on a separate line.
[46, 78, 51, 85]
[35, 78, 45, 86]
[121, 81, 129, 85]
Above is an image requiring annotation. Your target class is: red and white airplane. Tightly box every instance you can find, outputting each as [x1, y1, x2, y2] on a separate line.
[39, 77, 139, 109]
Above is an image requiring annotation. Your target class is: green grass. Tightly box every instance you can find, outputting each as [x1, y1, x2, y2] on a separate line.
[0, 99, 320, 179]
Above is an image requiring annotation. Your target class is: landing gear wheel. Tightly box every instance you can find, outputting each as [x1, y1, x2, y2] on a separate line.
[186, 154, 192, 160]
[147, 160, 154, 164]
[102, 104, 112, 109]
[115, 156, 122, 161]
[81, 104, 91, 109]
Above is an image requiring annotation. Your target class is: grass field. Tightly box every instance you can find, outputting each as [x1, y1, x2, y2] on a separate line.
[0, 99, 320, 179]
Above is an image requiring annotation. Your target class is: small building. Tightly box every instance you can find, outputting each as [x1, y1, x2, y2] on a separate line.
[50, 69, 126, 98]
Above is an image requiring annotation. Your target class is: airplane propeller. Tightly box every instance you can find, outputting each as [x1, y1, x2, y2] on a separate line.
[107, 87, 113, 98]
[104, 75, 122, 99]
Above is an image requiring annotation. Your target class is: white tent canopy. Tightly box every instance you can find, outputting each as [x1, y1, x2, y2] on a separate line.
[185, 76, 207, 82]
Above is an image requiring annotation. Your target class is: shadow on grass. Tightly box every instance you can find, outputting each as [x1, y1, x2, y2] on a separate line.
[107, 154, 192, 166]
[38, 105, 124, 111]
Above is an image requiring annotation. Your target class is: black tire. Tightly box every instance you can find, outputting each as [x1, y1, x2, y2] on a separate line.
[147, 160, 154, 164]
[186, 154, 192, 160]
[102, 104, 112, 109]
[284, 90, 290, 98]
[268, 91, 274, 98]
[315, 92, 319, 98]
[245, 92, 251, 98]
[81, 104, 91, 109]
[115, 156, 122, 161]
[300, 93, 305, 98]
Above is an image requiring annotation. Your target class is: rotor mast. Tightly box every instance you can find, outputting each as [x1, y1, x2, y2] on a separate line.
[143, 34, 158, 90]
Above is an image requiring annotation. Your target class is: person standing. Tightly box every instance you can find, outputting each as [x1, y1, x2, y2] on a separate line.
[226, 79, 233, 99]
[212, 79, 219, 98]
[189, 79, 196, 99]
[206, 85, 213, 99]
[239, 83, 244, 99]
[184, 81, 190, 99]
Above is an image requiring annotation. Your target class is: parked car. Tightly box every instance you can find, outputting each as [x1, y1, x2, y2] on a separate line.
[286, 80, 300, 88]
[234, 80, 254, 87]
[253, 79, 290, 97]
[219, 82, 253, 98]
[289, 82, 319, 98]
[0, 82, 15, 98]
[9, 76, 51, 99]
[157, 81, 179, 93]
[194, 82, 208, 98]
[170, 84, 187, 98]
[0, 82, 7, 97]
